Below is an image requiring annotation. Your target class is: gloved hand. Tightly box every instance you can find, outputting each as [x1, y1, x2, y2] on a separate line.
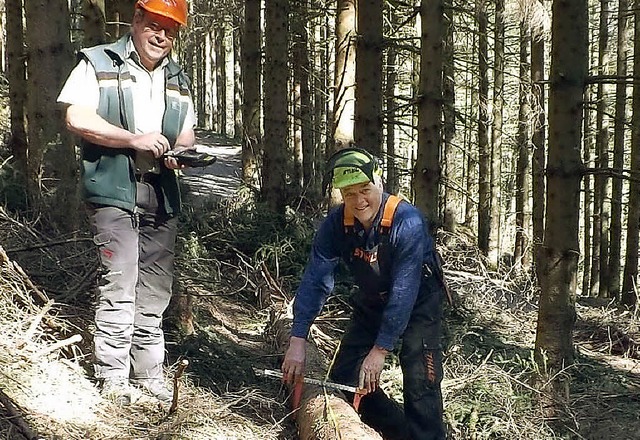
[164, 148, 217, 168]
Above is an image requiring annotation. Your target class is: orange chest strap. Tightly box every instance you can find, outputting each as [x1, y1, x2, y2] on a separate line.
[343, 195, 403, 232]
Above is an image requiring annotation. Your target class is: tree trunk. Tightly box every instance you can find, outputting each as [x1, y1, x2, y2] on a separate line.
[25, 0, 76, 214]
[621, 0, 640, 308]
[269, 318, 383, 440]
[216, 29, 227, 135]
[333, 0, 356, 150]
[233, 26, 243, 141]
[514, 24, 531, 271]
[442, 0, 455, 214]
[477, 0, 490, 253]
[385, 7, 399, 195]
[608, 0, 629, 300]
[82, 0, 106, 46]
[312, 17, 329, 197]
[6, 0, 28, 194]
[487, 0, 504, 268]
[465, 28, 478, 227]
[582, 83, 594, 296]
[354, 0, 383, 154]
[414, 0, 443, 226]
[531, 0, 546, 284]
[241, 0, 262, 188]
[534, 0, 587, 411]
[105, 0, 133, 41]
[262, 0, 290, 213]
[591, 0, 611, 298]
[292, 0, 312, 195]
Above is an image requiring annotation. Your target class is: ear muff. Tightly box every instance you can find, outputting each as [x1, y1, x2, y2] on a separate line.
[322, 147, 382, 195]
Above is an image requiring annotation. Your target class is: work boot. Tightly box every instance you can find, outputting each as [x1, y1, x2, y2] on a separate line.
[101, 377, 132, 406]
[131, 377, 173, 403]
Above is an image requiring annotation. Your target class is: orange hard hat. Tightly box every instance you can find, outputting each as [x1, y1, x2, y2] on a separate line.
[136, 0, 188, 26]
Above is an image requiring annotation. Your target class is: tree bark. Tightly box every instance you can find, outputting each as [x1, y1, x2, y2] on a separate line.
[487, 0, 504, 268]
[442, 0, 455, 214]
[414, 0, 443, 226]
[385, 9, 399, 195]
[607, 0, 629, 300]
[333, 0, 357, 150]
[514, 23, 531, 271]
[591, 0, 611, 298]
[531, 0, 546, 284]
[82, 0, 106, 46]
[269, 318, 383, 440]
[621, 0, 640, 308]
[465, 28, 478, 227]
[215, 29, 227, 135]
[6, 0, 28, 192]
[292, 0, 312, 195]
[477, 0, 490, 253]
[535, 0, 587, 410]
[25, 0, 76, 215]
[262, 0, 290, 213]
[354, 0, 383, 154]
[233, 26, 244, 141]
[582, 83, 594, 296]
[105, 0, 134, 41]
[241, 0, 262, 188]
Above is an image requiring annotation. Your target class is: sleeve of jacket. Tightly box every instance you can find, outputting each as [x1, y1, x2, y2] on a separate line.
[290, 210, 343, 339]
[375, 207, 429, 350]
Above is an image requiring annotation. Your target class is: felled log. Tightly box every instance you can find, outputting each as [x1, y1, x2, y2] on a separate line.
[268, 313, 382, 440]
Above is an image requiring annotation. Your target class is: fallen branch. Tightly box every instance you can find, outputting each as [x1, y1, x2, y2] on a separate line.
[0, 388, 42, 440]
[27, 334, 82, 362]
[5, 237, 94, 253]
[169, 359, 190, 414]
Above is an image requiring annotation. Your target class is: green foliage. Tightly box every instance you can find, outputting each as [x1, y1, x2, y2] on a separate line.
[178, 190, 319, 290]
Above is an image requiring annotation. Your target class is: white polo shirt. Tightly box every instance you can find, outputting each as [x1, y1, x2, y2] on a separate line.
[58, 37, 196, 172]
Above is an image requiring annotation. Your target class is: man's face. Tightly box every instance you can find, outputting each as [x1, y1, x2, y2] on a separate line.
[131, 9, 180, 70]
[340, 180, 383, 229]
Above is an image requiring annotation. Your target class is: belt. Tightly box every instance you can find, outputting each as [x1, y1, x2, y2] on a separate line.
[136, 172, 161, 184]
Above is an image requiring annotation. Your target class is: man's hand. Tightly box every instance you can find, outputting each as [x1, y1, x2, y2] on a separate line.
[163, 145, 190, 170]
[130, 132, 171, 158]
[281, 336, 307, 384]
[359, 346, 389, 393]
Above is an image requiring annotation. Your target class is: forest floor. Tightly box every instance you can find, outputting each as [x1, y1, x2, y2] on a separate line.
[1, 131, 640, 439]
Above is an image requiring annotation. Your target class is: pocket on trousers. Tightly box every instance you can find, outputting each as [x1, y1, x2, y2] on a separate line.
[422, 341, 443, 387]
[93, 231, 112, 246]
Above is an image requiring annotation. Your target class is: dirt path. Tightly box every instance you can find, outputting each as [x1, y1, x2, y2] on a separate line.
[180, 129, 242, 199]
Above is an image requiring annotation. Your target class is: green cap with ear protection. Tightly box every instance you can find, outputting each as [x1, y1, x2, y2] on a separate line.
[322, 147, 382, 194]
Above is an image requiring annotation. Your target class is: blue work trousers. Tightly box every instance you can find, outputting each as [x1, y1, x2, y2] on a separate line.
[329, 274, 445, 440]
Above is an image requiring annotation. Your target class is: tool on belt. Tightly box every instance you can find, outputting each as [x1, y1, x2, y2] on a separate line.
[253, 368, 368, 411]
[163, 146, 217, 168]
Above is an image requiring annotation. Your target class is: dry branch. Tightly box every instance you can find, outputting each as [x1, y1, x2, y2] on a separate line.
[0, 388, 41, 440]
[27, 334, 82, 362]
[170, 359, 190, 414]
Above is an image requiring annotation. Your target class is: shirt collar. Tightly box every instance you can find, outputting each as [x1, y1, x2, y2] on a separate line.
[125, 36, 169, 72]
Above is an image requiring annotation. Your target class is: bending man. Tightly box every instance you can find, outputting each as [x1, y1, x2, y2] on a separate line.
[282, 148, 446, 440]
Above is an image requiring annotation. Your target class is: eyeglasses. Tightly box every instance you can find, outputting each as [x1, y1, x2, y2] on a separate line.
[144, 20, 179, 41]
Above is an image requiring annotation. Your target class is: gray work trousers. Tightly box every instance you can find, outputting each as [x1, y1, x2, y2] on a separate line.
[88, 179, 178, 380]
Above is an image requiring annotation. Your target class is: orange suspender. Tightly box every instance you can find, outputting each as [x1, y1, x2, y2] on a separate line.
[343, 195, 403, 230]
[380, 195, 402, 229]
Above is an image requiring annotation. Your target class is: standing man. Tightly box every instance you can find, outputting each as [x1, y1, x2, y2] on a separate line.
[57, 0, 195, 405]
[281, 148, 446, 439]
